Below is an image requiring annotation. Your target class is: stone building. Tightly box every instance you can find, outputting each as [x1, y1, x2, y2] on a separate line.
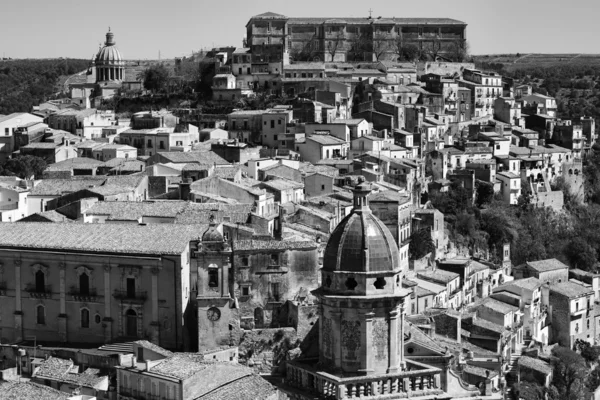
[512, 258, 569, 285]
[0, 222, 203, 350]
[547, 281, 595, 348]
[246, 12, 467, 64]
[283, 180, 451, 399]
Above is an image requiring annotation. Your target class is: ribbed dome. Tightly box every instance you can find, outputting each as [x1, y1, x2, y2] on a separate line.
[95, 29, 123, 65]
[323, 181, 399, 273]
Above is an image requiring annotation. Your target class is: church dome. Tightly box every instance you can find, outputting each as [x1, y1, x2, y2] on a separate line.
[323, 181, 399, 273]
[95, 29, 123, 66]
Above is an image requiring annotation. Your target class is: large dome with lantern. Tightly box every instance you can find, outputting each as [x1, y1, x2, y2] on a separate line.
[94, 29, 125, 83]
[323, 180, 400, 273]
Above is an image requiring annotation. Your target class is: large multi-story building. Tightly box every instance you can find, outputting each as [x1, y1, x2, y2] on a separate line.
[245, 12, 467, 67]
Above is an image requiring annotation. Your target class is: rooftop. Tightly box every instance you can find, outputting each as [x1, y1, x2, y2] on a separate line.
[307, 134, 347, 145]
[518, 356, 553, 375]
[417, 269, 459, 284]
[234, 239, 316, 252]
[496, 277, 542, 292]
[29, 177, 106, 196]
[0, 222, 205, 256]
[526, 258, 569, 273]
[550, 281, 593, 298]
[197, 374, 275, 400]
[0, 381, 70, 400]
[474, 297, 519, 315]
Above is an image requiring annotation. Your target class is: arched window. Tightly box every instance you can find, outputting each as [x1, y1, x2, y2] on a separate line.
[37, 305, 45, 325]
[35, 270, 45, 293]
[79, 273, 90, 296]
[81, 309, 90, 328]
[208, 269, 218, 287]
[241, 257, 249, 267]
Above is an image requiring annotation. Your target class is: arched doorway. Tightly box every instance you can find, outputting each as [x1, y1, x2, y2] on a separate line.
[254, 307, 264, 329]
[126, 309, 137, 337]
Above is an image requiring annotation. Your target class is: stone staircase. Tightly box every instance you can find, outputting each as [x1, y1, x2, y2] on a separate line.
[504, 349, 522, 399]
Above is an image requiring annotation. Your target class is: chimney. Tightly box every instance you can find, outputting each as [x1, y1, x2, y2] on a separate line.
[179, 178, 192, 200]
[274, 205, 284, 240]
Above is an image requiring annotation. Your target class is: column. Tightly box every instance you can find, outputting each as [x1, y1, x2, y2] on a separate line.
[399, 303, 406, 370]
[14, 259, 23, 342]
[103, 265, 113, 343]
[331, 309, 343, 369]
[387, 306, 400, 373]
[364, 311, 375, 373]
[58, 263, 67, 342]
[221, 262, 229, 298]
[150, 267, 160, 343]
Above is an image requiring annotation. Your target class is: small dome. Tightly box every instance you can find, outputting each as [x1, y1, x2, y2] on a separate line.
[323, 183, 399, 273]
[95, 29, 123, 65]
[202, 225, 224, 243]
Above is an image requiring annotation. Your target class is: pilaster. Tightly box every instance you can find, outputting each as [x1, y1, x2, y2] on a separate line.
[387, 306, 400, 373]
[330, 308, 343, 370]
[150, 267, 160, 344]
[58, 262, 68, 342]
[14, 259, 23, 342]
[103, 264, 112, 343]
[363, 311, 375, 373]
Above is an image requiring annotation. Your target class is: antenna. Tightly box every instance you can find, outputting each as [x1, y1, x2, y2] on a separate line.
[368, 8, 373, 18]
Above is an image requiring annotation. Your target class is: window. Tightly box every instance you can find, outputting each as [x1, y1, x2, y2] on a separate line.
[81, 309, 90, 328]
[242, 286, 250, 296]
[270, 253, 279, 266]
[271, 120, 275, 129]
[37, 305, 45, 325]
[4, 128, 8, 134]
[95, 314, 102, 324]
[208, 269, 219, 287]
[271, 283, 281, 301]
[126, 278, 136, 298]
[241, 257, 249, 267]
[278, 120, 282, 125]
[79, 273, 90, 296]
[35, 270, 45, 293]
[424, 298, 428, 308]
[147, 139, 152, 148]
[159, 141, 165, 149]
[321, 185, 325, 190]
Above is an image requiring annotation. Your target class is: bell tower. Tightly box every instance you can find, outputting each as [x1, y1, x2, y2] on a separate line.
[196, 217, 237, 352]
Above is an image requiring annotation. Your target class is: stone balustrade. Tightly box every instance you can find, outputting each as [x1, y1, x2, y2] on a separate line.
[286, 359, 443, 399]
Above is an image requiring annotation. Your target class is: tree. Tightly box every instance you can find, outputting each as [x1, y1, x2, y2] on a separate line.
[448, 41, 470, 62]
[372, 31, 391, 61]
[550, 346, 587, 400]
[423, 38, 444, 61]
[565, 237, 597, 271]
[347, 31, 370, 62]
[1, 155, 47, 179]
[475, 180, 494, 207]
[141, 64, 170, 94]
[587, 364, 600, 391]
[326, 28, 346, 62]
[409, 227, 436, 260]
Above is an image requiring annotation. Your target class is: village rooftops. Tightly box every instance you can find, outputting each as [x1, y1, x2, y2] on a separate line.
[497, 171, 520, 179]
[550, 281, 594, 298]
[152, 151, 229, 165]
[0, 222, 206, 256]
[463, 364, 499, 379]
[570, 268, 600, 279]
[525, 258, 569, 273]
[413, 278, 446, 295]
[369, 190, 411, 203]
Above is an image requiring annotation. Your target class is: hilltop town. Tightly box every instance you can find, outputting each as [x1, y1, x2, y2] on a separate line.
[1, 11, 600, 400]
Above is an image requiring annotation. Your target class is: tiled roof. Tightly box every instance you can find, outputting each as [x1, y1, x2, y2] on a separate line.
[0, 381, 70, 400]
[550, 281, 593, 298]
[471, 317, 505, 334]
[134, 340, 173, 357]
[214, 166, 242, 179]
[369, 190, 410, 203]
[234, 239, 316, 251]
[405, 322, 446, 354]
[157, 151, 229, 165]
[22, 142, 58, 149]
[33, 356, 73, 380]
[497, 277, 542, 292]
[417, 269, 459, 283]
[0, 222, 205, 255]
[307, 134, 346, 145]
[463, 364, 499, 379]
[518, 356, 552, 375]
[29, 177, 106, 196]
[413, 278, 446, 295]
[62, 367, 106, 388]
[18, 210, 72, 223]
[45, 157, 104, 171]
[474, 297, 519, 315]
[263, 178, 303, 191]
[471, 260, 490, 272]
[526, 258, 568, 273]
[197, 374, 275, 400]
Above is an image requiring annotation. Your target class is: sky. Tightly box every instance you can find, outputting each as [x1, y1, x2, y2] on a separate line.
[1, 0, 598, 60]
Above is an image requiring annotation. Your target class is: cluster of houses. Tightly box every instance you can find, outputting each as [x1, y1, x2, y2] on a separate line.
[0, 11, 598, 400]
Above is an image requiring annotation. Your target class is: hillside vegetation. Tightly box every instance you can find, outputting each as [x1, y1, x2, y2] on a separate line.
[0, 59, 89, 115]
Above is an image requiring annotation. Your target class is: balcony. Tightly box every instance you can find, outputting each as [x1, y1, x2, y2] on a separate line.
[113, 289, 147, 303]
[286, 359, 443, 399]
[69, 286, 98, 302]
[25, 284, 52, 299]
